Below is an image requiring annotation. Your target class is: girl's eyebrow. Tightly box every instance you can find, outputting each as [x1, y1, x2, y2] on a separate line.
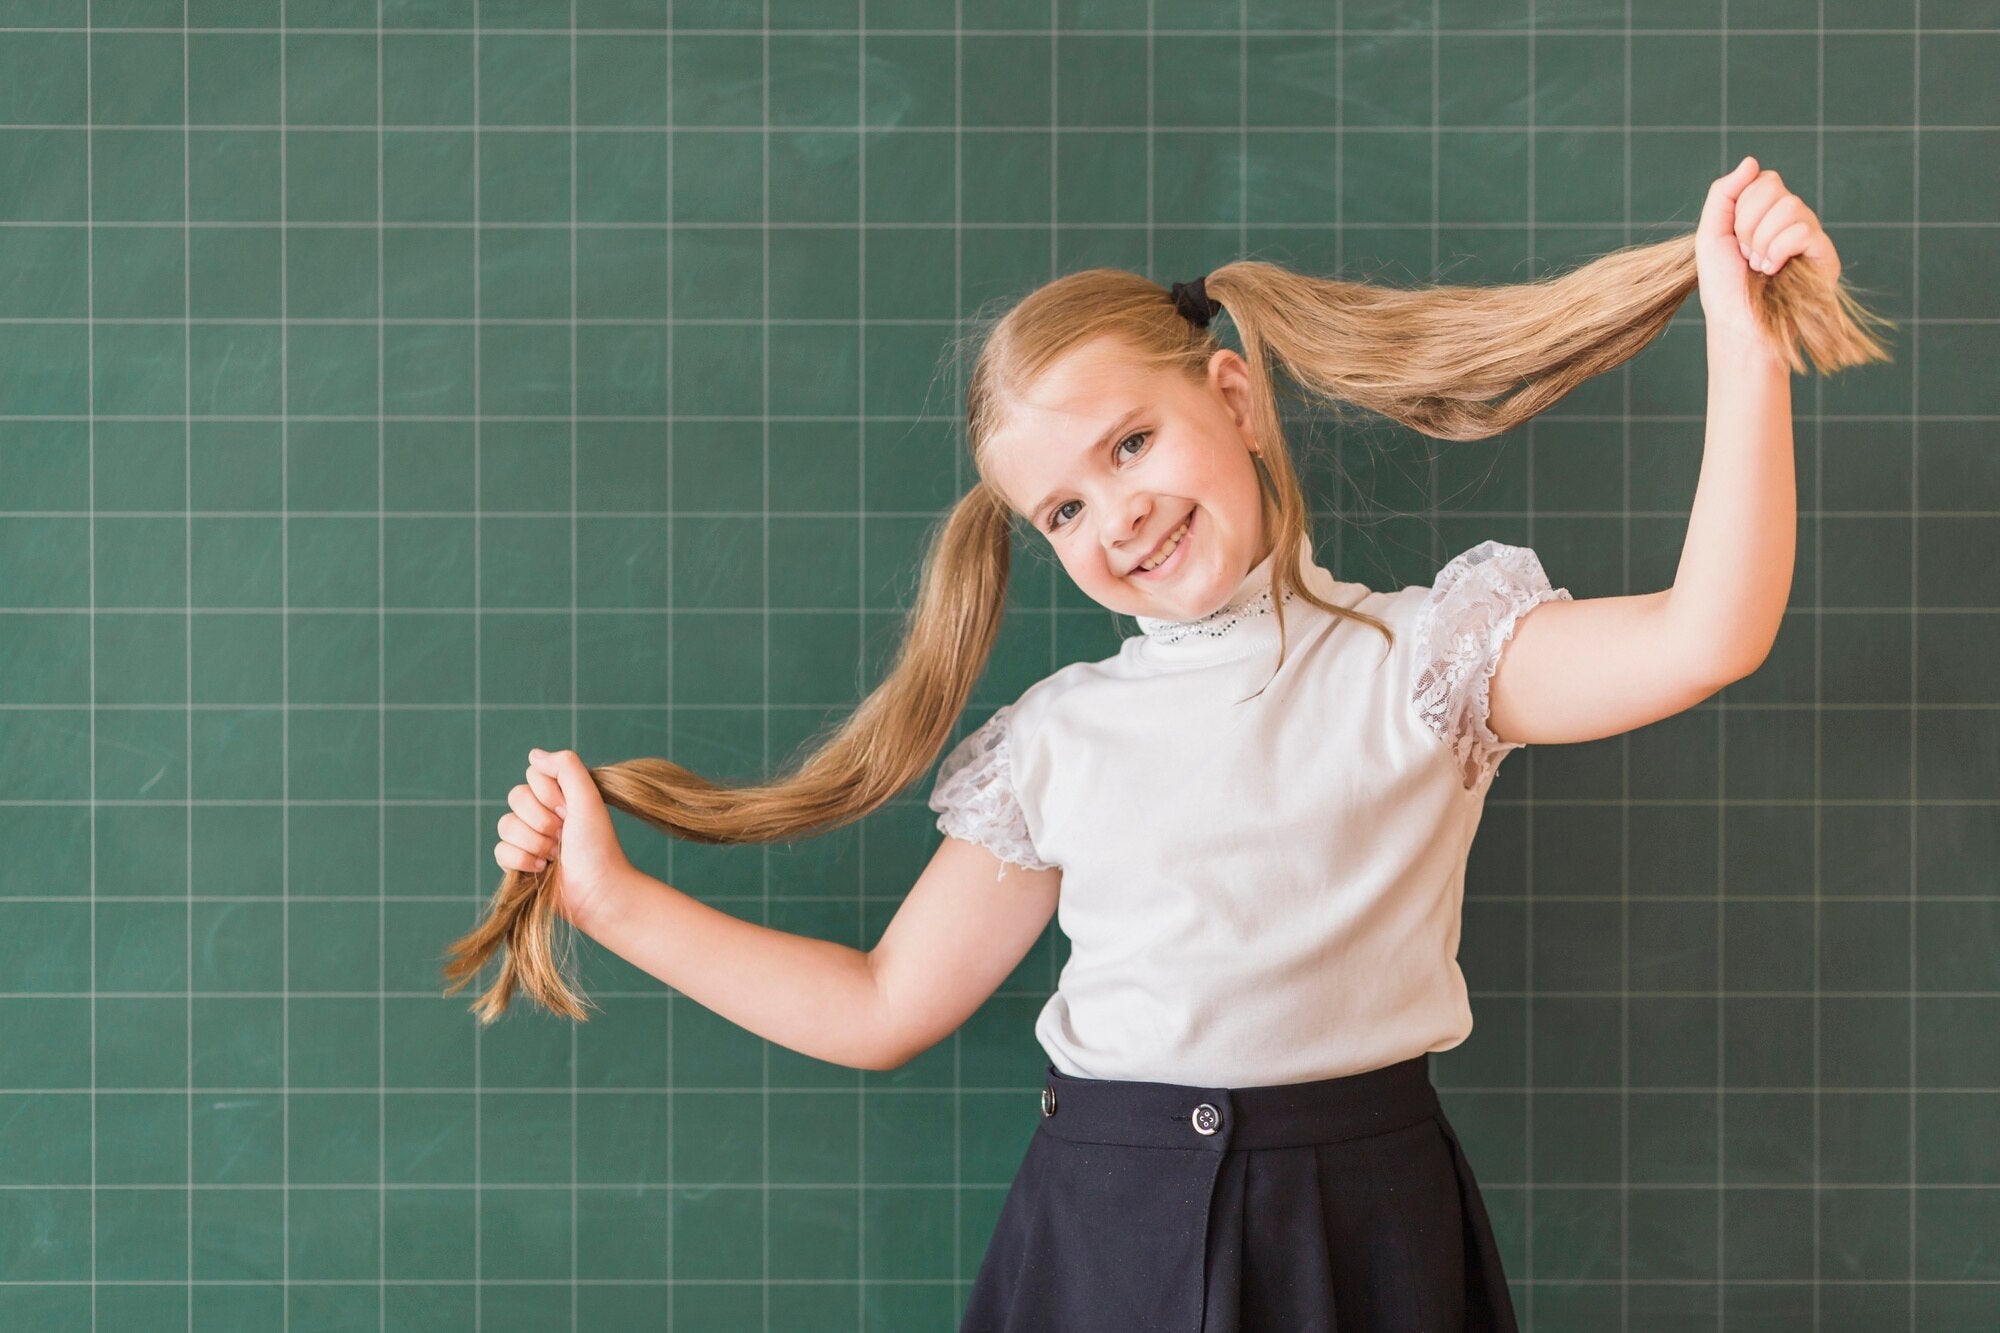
[1029, 405, 1144, 524]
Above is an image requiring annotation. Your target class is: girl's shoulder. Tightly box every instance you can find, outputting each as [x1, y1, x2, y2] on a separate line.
[1004, 655, 1106, 728]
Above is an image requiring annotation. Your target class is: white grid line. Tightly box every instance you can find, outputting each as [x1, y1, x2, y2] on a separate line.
[1622, 2, 1634, 1323]
[1715, 0, 1729, 1306]
[278, 2, 291, 1315]
[86, 3, 97, 1325]
[949, 0, 961, 1308]
[376, 1, 388, 1325]
[471, 0, 483, 1322]
[666, 0, 679, 1314]
[762, 2, 773, 1322]
[1521, 0, 1537, 1315]
[5, 214, 1989, 225]
[1909, 3, 1923, 1325]
[6, 23, 1994, 35]
[183, 4, 196, 1326]
[1814, 1, 1826, 1323]
[7, 121, 1998, 131]
[859, 5, 872, 1321]
[569, 2, 580, 1325]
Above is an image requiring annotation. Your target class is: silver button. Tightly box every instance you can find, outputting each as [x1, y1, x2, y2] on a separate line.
[1041, 1087, 1057, 1117]
[1191, 1103, 1221, 1135]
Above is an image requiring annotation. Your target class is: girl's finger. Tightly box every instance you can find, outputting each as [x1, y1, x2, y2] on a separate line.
[495, 842, 551, 874]
[507, 781, 561, 837]
[525, 763, 566, 819]
[499, 798, 557, 855]
[528, 747, 571, 816]
[499, 810, 561, 859]
[538, 750, 597, 821]
[1749, 196, 1809, 265]
[1728, 184, 1776, 249]
[1754, 220, 1815, 273]
[1732, 172, 1786, 251]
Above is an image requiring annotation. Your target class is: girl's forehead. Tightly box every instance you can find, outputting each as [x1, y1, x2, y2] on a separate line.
[998, 355, 1170, 440]
[1043, 339, 1160, 397]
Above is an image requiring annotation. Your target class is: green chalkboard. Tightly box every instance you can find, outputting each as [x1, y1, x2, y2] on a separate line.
[0, 2, 1990, 1329]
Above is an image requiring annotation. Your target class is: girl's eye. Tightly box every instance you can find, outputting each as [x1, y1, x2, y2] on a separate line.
[1046, 431, 1151, 532]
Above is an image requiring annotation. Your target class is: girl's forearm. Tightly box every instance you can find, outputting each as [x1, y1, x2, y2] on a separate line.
[1664, 330, 1798, 678]
[575, 864, 895, 1071]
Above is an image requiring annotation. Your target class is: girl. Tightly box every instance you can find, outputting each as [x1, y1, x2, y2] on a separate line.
[451, 157, 1888, 1330]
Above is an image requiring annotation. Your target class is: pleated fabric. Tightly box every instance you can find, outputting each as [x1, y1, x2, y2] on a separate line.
[960, 1053, 1518, 1332]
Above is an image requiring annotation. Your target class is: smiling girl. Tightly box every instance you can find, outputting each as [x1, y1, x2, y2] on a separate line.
[450, 157, 1889, 1330]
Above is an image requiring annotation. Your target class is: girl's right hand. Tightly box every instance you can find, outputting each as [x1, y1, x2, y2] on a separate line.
[495, 748, 635, 930]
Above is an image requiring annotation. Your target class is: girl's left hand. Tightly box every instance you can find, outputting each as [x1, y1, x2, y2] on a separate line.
[1696, 155, 1842, 359]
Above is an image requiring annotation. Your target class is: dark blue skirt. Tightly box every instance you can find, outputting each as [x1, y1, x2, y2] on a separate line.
[961, 1052, 1519, 1332]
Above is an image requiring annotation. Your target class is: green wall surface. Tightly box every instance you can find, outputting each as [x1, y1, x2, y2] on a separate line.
[0, 1, 1994, 1329]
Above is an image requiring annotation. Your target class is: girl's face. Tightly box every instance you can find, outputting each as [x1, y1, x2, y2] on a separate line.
[986, 336, 1274, 623]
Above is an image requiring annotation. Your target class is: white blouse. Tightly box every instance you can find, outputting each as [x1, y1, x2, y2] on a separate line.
[925, 532, 1572, 1086]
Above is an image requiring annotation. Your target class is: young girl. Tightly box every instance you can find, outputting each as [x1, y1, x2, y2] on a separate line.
[451, 156, 1888, 1330]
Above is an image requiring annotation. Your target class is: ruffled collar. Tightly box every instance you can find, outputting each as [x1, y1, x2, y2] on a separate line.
[1133, 532, 1340, 665]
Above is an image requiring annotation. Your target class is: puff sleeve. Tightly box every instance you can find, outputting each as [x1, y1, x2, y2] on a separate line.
[1411, 540, 1574, 793]
[926, 704, 1058, 881]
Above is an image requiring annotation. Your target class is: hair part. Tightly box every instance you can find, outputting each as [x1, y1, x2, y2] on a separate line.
[444, 231, 1892, 1022]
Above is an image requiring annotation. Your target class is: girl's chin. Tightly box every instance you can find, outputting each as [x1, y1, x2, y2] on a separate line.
[1136, 572, 1227, 619]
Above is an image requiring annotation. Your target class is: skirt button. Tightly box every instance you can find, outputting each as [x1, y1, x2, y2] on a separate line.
[1041, 1087, 1057, 1117]
[1191, 1103, 1221, 1135]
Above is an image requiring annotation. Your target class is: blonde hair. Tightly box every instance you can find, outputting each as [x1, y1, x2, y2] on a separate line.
[443, 231, 1892, 1022]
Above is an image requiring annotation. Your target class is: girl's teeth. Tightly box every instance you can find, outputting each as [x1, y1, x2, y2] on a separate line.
[1140, 518, 1190, 571]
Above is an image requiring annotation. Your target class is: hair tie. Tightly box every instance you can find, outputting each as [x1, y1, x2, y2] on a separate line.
[1169, 276, 1221, 329]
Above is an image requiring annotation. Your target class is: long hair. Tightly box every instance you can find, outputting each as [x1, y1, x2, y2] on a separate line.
[442, 230, 1892, 1022]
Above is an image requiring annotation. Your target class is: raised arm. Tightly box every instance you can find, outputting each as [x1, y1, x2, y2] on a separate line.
[1480, 160, 1827, 751]
[1662, 157, 1826, 668]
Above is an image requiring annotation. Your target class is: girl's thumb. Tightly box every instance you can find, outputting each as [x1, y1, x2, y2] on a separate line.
[1698, 154, 1760, 239]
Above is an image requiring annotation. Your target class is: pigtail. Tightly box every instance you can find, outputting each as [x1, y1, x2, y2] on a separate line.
[442, 482, 1018, 1022]
[1204, 231, 1892, 445]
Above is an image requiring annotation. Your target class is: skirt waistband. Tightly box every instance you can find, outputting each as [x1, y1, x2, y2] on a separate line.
[1037, 1054, 1442, 1152]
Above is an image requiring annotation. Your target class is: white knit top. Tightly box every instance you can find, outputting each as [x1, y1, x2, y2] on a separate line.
[926, 532, 1572, 1086]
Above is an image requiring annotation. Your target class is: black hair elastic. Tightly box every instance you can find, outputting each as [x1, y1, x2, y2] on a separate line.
[1169, 276, 1221, 329]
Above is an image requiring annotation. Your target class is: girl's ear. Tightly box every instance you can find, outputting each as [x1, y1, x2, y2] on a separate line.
[1206, 345, 1242, 388]
[1208, 348, 1257, 440]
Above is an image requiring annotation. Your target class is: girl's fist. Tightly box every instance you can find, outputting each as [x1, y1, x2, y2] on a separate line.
[494, 748, 634, 930]
[1696, 156, 1842, 358]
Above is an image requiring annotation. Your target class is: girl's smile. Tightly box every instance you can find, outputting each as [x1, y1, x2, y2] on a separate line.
[1131, 510, 1194, 579]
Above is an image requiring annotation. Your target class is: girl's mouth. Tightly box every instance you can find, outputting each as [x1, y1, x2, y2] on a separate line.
[1132, 510, 1194, 579]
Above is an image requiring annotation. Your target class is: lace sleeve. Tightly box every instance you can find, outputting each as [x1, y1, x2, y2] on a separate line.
[927, 704, 1058, 882]
[1411, 540, 1574, 793]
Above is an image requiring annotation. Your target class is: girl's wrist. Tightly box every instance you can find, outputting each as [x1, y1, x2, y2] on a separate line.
[569, 860, 649, 936]
[1705, 324, 1790, 376]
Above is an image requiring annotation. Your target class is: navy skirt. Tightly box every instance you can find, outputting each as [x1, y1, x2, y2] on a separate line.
[961, 1052, 1519, 1332]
